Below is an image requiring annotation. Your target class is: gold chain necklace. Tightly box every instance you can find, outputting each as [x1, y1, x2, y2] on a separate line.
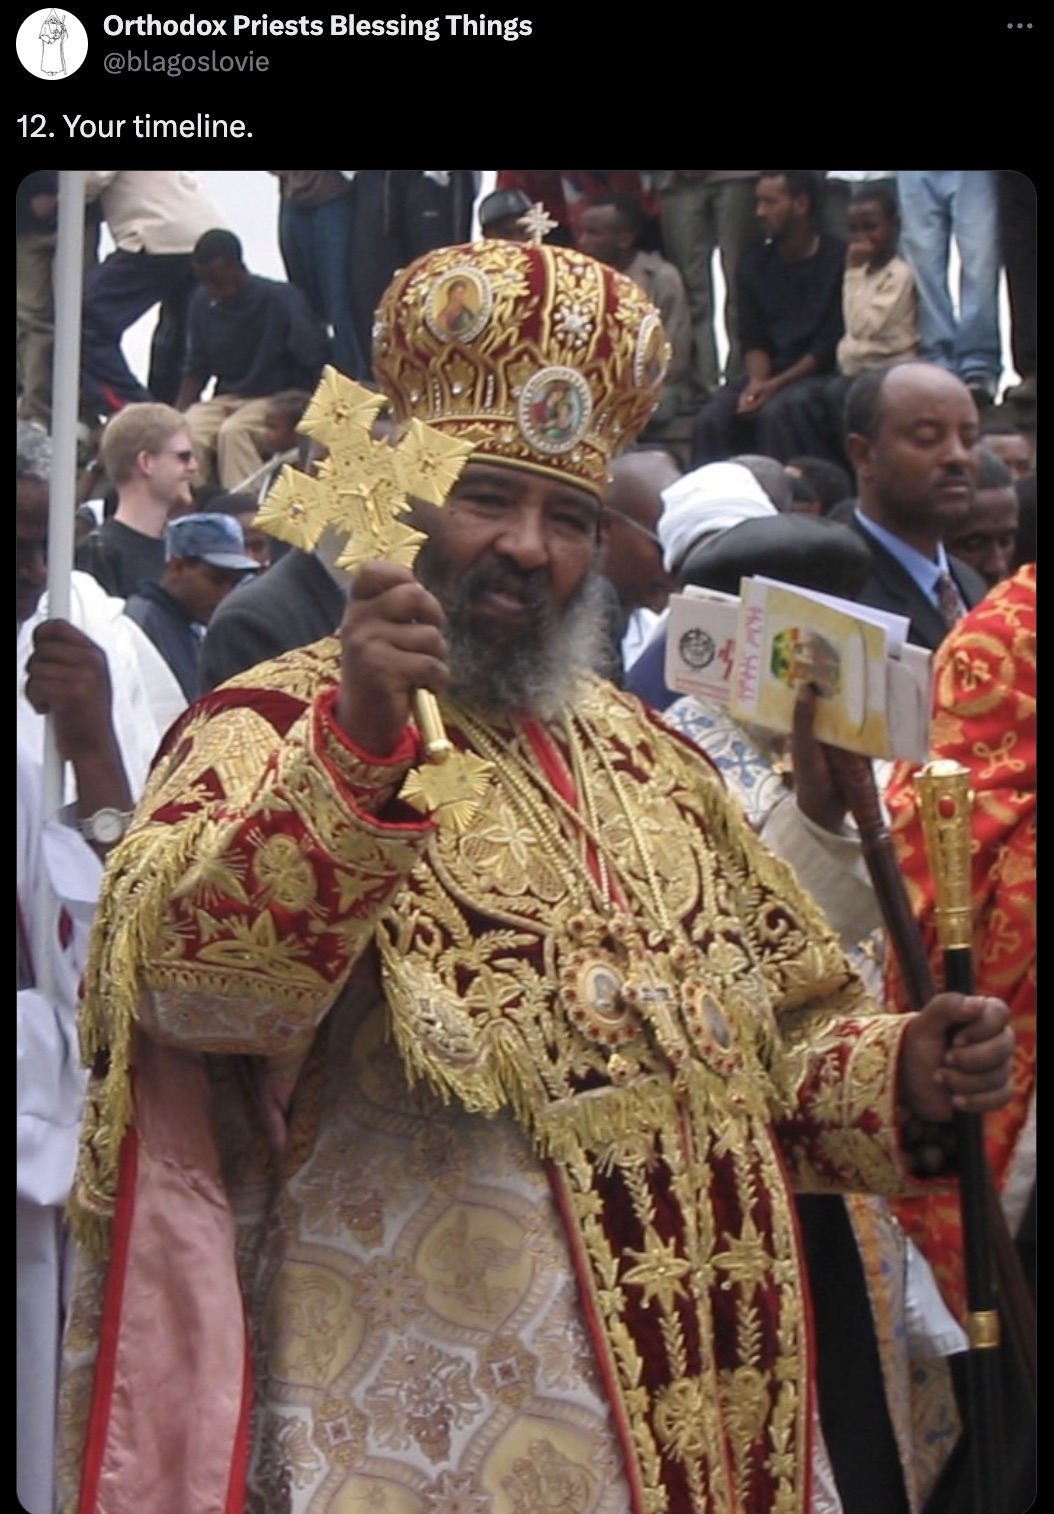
[448, 702, 730, 1079]
[452, 703, 674, 929]
[561, 711, 674, 934]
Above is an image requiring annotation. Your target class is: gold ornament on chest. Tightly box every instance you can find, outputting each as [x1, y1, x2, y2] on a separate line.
[440, 707, 755, 1083]
[555, 911, 745, 1084]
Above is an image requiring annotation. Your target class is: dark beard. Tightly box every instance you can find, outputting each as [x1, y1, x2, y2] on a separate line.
[418, 549, 610, 720]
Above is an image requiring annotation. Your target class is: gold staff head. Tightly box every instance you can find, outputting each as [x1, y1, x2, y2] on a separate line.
[914, 759, 974, 951]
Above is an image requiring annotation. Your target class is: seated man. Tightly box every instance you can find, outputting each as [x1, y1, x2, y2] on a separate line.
[177, 229, 328, 489]
[692, 170, 845, 465]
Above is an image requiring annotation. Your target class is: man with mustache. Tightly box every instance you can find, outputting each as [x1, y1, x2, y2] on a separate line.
[63, 244, 1012, 1514]
[844, 362, 988, 648]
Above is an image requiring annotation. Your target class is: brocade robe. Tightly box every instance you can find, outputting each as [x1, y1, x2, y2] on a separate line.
[63, 641, 933, 1514]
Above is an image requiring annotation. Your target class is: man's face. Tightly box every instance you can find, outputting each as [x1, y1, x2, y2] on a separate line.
[194, 257, 246, 305]
[944, 487, 1019, 588]
[414, 461, 603, 716]
[755, 175, 803, 241]
[982, 431, 1032, 480]
[599, 463, 677, 614]
[576, 206, 632, 268]
[851, 367, 981, 547]
[167, 556, 248, 625]
[846, 199, 898, 267]
[142, 427, 198, 512]
[16, 477, 49, 627]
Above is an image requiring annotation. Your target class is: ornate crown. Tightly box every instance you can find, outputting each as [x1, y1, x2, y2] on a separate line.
[372, 241, 669, 497]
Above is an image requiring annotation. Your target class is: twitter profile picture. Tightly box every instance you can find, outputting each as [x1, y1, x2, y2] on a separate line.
[17, 8, 88, 79]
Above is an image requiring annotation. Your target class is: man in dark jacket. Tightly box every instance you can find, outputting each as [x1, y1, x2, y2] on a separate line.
[844, 362, 987, 649]
[692, 170, 845, 464]
[177, 229, 327, 489]
[124, 513, 257, 701]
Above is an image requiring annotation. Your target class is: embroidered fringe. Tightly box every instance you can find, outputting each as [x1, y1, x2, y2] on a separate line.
[69, 814, 214, 1257]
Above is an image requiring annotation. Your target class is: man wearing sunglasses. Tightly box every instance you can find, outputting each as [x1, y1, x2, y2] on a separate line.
[75, 402, 198, 599]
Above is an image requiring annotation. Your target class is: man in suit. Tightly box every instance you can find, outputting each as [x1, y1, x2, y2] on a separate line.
[844, 362, 987, 648]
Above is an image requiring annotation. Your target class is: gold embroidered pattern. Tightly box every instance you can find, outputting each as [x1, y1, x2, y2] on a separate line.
[68, 632, 920, 1511]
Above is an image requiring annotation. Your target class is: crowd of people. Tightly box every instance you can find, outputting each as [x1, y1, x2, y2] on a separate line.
[17, 170, 1034, 1514]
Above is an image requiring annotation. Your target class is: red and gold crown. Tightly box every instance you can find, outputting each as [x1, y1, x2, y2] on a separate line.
[372, 241, 669, 498]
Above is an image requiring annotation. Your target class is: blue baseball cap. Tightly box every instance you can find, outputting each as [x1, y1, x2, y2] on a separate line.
[165, 513, 259, 572]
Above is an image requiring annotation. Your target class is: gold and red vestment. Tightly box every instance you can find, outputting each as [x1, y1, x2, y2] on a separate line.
[63, 643, 934, 1514]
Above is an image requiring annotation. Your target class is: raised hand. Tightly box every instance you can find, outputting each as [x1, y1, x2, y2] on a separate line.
[336, 560, 449, 757]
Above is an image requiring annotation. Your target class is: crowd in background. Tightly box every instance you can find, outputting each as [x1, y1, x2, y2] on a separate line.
[17, 170, 1035, 1514]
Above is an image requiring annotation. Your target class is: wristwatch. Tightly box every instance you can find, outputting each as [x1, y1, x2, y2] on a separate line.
[78, 806, 133, 845]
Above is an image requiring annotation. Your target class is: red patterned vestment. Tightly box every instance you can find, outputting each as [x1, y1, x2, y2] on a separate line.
[886, 565, 1036, 1321]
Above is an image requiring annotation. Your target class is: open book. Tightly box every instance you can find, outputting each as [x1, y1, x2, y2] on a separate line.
[664, 576, 932, 762]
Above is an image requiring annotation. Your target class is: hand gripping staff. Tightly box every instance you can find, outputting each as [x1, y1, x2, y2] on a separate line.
[827, 750, 1033, 1514]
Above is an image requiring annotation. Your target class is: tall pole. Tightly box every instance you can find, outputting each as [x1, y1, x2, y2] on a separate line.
[42, 170, 87, 805]
[34, 169, 87, 996]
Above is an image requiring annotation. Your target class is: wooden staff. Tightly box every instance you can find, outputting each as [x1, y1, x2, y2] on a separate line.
[823, 749, 1031, 1514]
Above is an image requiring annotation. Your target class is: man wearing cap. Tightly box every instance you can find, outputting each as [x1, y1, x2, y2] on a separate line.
[477, 185, 534, 242]
[123, 513, 258, 703]
[63, 241, 1012, 1514]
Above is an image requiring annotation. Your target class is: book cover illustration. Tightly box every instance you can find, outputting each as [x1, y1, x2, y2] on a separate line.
[665, 578, 931, 762]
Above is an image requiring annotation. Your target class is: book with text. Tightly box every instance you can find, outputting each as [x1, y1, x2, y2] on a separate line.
[664, 577, 932, 762]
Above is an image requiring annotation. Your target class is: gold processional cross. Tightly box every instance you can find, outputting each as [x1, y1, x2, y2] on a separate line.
[255, 366, 494, 831]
